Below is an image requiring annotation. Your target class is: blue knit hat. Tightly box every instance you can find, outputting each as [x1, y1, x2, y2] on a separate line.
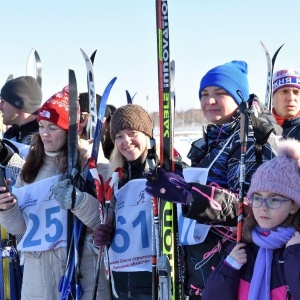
[199, 60, 249, 105]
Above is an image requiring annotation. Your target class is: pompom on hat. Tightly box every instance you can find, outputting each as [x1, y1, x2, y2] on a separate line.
[199, 60, 249, 105]
[0, 76, 42, 114]
[37, 86, 73, 131]
[272, 68, 300, 95]
[110, 104, 153, 141]
[247, 138, 300, 205]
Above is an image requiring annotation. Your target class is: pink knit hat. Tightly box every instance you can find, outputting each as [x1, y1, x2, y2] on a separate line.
[247, 139, 300, 205]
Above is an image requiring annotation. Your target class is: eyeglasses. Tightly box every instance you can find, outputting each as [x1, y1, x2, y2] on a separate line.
[248, 196, 291, 209]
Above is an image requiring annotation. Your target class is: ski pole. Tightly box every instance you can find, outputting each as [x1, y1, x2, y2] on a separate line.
[236, 91, 249, 244]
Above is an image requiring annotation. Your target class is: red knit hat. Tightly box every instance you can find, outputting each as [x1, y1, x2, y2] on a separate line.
[37, 86, 71, 130]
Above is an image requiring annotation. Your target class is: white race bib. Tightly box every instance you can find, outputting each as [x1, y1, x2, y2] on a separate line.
[12, 175, 67, 251]
[178, 168, 211, 245]
[109, 179, 152, 272]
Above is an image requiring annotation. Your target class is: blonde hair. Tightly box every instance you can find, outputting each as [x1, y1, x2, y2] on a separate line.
[108, 133, 153, 178]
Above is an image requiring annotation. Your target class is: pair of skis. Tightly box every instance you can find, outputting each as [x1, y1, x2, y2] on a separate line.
[59, 50, 116, 299]
[260, 41, 284, 110]
[80, 49, 116, 300]
[155, 0, 183, 299]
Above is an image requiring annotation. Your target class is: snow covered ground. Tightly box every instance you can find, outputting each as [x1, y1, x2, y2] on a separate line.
[153, 127, 203, 165]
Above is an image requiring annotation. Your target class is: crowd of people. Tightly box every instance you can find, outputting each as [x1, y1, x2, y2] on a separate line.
[0, 59, 299, 300]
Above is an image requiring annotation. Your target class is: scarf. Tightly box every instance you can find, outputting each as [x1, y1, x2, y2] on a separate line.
[272, 108, 300, 126]
[248, 226, 296, 300]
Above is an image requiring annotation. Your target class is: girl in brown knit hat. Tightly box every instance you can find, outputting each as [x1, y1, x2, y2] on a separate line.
[94, 104, 154, 300]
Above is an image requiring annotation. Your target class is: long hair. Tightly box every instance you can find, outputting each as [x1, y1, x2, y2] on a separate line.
[108, 133, 152, 178]
[242, 203, 300, 242]
[21, 133, 68, 183]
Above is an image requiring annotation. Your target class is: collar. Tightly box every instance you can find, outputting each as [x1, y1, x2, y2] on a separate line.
[272, 108, 300, 126]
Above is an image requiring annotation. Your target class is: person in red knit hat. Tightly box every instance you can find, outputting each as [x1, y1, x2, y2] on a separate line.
[0, 86, 111, 299]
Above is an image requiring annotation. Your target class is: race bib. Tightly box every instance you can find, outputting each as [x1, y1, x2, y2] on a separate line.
[109, 179, 152, 272]
[178, 168, 211, 245]
[12, 175, 67, 251]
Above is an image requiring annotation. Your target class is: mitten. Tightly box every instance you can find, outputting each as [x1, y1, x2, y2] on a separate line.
[52, 179, 84, 210]
[145, 167, 192, 205]
[93, 223, 114, 247]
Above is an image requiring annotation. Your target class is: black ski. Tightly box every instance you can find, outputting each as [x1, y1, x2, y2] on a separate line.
[125, 90, 136, 104]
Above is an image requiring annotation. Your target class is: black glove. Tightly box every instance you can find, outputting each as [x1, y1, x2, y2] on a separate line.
[145, 167, 192, 205]
[93, 224, 114, 247]
[0, 140, 14, 166]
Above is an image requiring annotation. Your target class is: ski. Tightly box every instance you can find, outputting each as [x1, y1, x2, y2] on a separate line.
[156, 1, 182, 299]
[90, 78, 117, 300]
[5, 74, 13, 82]
[260, 42, 284, 110]
[90, 50, 97, 65]
[125, 90, 136, 104]
[59, 69, 83, 299]
[90, 77, 117, 162]
[80, 48, 97, 139]
[26, 48, 42, 88]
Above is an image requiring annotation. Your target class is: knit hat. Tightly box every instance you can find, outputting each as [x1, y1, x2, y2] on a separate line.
[37, 86, 71, 130]
[110, 104, 153, 141]
[247, 138, 300, 205]
[78, 92, 101, 113]
[272, 68, 300, 94]
[0, 76, 42, 114]
[199, 60, 249, 105]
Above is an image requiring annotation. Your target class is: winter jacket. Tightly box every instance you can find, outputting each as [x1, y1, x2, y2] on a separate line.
[0, 152, 110, 300]
[282, 116, 300, 140]
[181, 97, 279, 296]
[202, 242, 300, 300]
[3, 118, 39, 144]
[109, 157, 152, 300]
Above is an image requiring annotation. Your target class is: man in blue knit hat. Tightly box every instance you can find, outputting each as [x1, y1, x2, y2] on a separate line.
[145, 60, 280, 299]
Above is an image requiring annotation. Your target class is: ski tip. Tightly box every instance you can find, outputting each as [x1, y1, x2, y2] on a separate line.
[28, 48, 35, 55]
[6, 74, 13, 82]
[126, 90, 133, 104]
[90, 50, 97, 64]
[80, 48, 88, 56]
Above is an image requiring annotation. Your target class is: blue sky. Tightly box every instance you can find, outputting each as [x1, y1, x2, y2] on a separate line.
[1, 1, 300, 112]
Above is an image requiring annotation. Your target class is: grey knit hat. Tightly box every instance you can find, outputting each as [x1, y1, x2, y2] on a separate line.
[0, 76, 42, 114]
[247, 139, 300, 205]
[110, 104, 153, 141]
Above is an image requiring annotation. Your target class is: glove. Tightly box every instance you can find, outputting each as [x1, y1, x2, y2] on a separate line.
[145, 167, 192, 205]
[52, 179, 84, 210]
[93, 223, 114, 247]
[0, 140, 14, 166]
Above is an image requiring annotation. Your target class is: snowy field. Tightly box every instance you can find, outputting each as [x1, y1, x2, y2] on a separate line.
[153, 127, 203, 166]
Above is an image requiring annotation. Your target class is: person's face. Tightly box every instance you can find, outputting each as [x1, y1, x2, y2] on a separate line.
[115, 129, 148, 161]
[0, 98, 20, 125]
[39, 120, 67, 152]
[251, 191, 298, 229]
[273, 87, 300, 118]
[200, 86, 238, 124]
